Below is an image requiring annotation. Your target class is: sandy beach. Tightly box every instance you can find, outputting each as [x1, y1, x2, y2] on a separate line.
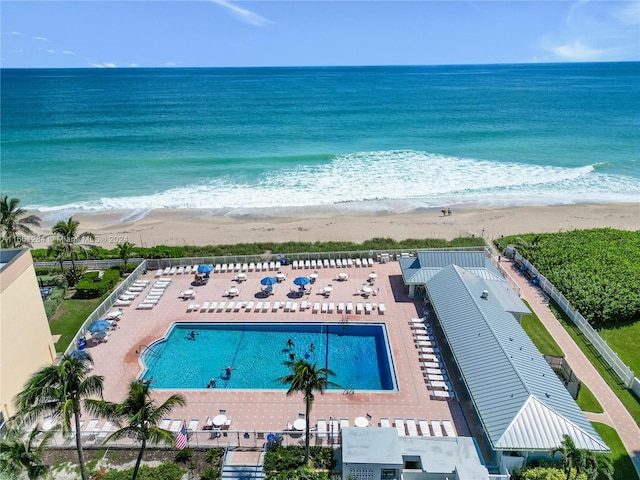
[30, 203, 639, 249]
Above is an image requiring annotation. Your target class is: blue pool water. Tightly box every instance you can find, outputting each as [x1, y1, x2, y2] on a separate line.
[140, 322, 396, 391]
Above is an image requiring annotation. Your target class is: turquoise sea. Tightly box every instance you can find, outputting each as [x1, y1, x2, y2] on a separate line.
[2, 63, 639, 221]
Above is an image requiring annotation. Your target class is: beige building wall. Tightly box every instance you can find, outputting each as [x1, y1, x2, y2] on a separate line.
[0, 249, 56, 424]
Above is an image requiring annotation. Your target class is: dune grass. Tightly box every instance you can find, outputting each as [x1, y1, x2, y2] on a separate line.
[48, 294, 108, 353]
[520, 299, 564, 357]
[592, 421, 639, 480]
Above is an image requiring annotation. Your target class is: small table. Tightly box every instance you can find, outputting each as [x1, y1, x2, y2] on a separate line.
[182, 289, 195, 298]
[212, 414, 227, 427]
[276, 273, 286, 282]
[236, 273, 247, 281]
[309, 273, 318, 283]
[337, 272, 348, 281]
[355, 416, 369, 427]
[228, 287, 239, 297]
[361, 286, 372, 294]
[368, 273, 378, 280]
[293, 418, 306, 431]
[323, 286, 333, 294]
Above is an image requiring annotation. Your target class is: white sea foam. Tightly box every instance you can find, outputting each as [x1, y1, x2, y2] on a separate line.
[33, 151, 640, 218]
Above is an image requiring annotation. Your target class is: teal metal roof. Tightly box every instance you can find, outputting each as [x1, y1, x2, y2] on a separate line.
[426, 265, 608, 452]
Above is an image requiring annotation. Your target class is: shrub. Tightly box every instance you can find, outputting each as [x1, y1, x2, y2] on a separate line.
[75, 268, 121, 298]
[200, 467, 221, 480]
[43, 282, 68, 319]
[100, 462, 184, 480]
[205, 448, 223, 465]
[174, 447, 192, 463]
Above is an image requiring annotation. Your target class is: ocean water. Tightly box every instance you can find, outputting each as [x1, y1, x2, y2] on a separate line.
[2, 63, 639, 221]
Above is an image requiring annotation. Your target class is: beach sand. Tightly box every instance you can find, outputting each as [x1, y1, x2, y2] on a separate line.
[30, 203, 639, 249]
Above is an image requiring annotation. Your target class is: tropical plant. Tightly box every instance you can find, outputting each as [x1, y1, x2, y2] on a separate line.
[551, 435, 588, 480]
[276, 359, 339, 464]
[0, 195, 41, 248]
[117, 241, 136, 272]
[14, 354, 104, 480]
[583, 450, 614, 480]
[50, 217, 96, 285]
[0, 425, 55, 479]
[85, 380, 186, 480]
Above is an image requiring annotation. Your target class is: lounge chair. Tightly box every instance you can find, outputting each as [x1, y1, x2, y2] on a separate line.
[442, 419, 456, 437]
[430, 380, 453, 391]
[160, 418, 171, 430]
[305, 260, 311, 269]
[430, 390, 456, 400]
[81, 419, 100, 440]
[329, 419, 339, 439]
[317, 419, 327, 439]
[96, 421, 113, 444]
[346, 302, 353, 313]
[188, 419, 199, 433]
[418, 419, 431, 436]
[380, 417, 391, 428]
[311, 260, 317, 268]
[233, 302, 242, 312]
[200, 302, 210, 312]
[300, 300, 308, 310]
[425, 373, 448, 382]
[313, 302, 320, 313]
[431, 420, 443, 437]
[255, 262, 262, 272]
[217, 302, 226, 312]
[249, 262, 255, 271]
[340, 418, 350, 430]
[365, 302, 372, 314]
[272, 301, 280, 312]
[169, 267, 177, 274]
[406, 418, 419, 436]
[321, 303, 328, 313]
[255, 301, 263, 312]
[170, 420, 182, 433]
[186, 302, 196, 313]
[263, 302, 270, 312]
[291, 302, 298, 312]
[176, 266, 184, 274]
[378, 303, 386, 314]
[328, 302, 334, 313]
[137, 303, 154, 310]
[226, 302, 235, 312]
[323, 259, 330, 268]
[209, 301, 217, 312]
[356, 303, 363, 314]
[245, 301, 254, 312]
[284, 301, 292, 312]
[337, 302, 344, 313]
[394, 418, 406, 436]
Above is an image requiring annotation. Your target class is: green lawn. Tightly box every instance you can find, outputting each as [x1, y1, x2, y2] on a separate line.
[520, 299, 564, 357]
[592, 421, 639, 480]
[549, 301, 640, 428]
[48, 294, 108, 353]
[598, 321, 640, 377]
[577, 383, 603, 413]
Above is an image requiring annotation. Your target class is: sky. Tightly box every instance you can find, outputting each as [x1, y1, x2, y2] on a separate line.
[1, 0, 639, 68]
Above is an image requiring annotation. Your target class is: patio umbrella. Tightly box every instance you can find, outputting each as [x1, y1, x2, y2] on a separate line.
[261, 277, 278, 286]
[92, 330, 108, 340]
[70, 349, 89, 360]
[198, 264, 214, 273]
[293, 276, 311, 286]
[88, 319, 111, 333]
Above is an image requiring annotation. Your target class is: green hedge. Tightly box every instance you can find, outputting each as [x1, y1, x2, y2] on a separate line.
[31, 236, 486, 262]
[43, 283, 68, 319]
[99, 462, 184, 480]
[74, 269, 121, 298]
[37, 275, 64, 287]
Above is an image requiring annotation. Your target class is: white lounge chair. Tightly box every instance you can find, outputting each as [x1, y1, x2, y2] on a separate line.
[217, 302, 226, 312]
[378, 303, 386, 314]
[380, 417, 391, 428]
[188, 419, 199, 433]
[249, 262, 255, 272]
[300, 300, 308, 310]
[186, 302, 196, 313]
[170, 420, 182, 433]
[284, 301, 292, 312]
[160, 418, 171, 430]
[255, 301, 263, 312]
[209, 301, 218, 312]
[321, 303, 328, 313]
[291, 302, 298, 312]
[442, 419, 456, 437]
[340, 418, 350, 429]
[323, 259, 330, 268]
[337, 302, 344, 313]
[272, 301, 280, 312]
[419, 419, 431, 436]
[430, 390, 456, 400]
[317, 419, 327, 439]
[365, 302, 372, 314]
[329, 419, 339, 439]
[313, 302, 320, 313]
[226, 302, 235, 312]
[406, 418, 419, 436]
[263, 302, 270, 312]
[96, 421, 113, 443]
[356, 303, 363, 314]
[346, 302, 353, 313]
[431, 420, 443, 437]
[394, 418, 406, 436]
[245, 301, 254, 312]
[200, 302, 210, 312]
[233, 302, 242, 312]
[81, 419, 100, 440]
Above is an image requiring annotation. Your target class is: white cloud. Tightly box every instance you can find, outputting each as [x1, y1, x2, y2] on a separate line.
[209, 0, 272, 27]
[9, 31, 24, 36]
[550, 40, 610, 61]
[62, 50, 76, 56]
[33, 36, 50, 42]
[88, 62, 117, 68]
[610, 1, 640, 26]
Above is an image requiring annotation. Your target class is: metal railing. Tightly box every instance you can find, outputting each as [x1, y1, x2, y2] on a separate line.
[514, 252, 636, 389]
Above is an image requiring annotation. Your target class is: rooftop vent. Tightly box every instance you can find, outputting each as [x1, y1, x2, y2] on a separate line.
[480, 290, 489, 300]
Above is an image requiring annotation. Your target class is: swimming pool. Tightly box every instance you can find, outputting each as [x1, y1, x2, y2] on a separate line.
[140, 322, 397, 391]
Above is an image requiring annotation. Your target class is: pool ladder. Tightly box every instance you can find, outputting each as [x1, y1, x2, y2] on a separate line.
[136, 344, 161, 358]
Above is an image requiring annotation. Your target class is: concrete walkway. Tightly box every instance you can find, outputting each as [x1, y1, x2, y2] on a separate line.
[503, 260, 640, 477]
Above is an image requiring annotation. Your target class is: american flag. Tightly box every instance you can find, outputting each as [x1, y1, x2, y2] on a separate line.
[175, 424, 188, 450]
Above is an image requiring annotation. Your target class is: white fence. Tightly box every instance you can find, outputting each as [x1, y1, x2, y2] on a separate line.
[513, 252, 637, 392]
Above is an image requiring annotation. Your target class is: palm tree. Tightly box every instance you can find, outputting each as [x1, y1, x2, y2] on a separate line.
[0, 195, 41, 248]
[14, 354, 104, 480]
[277, 359, 339, 464]
[86, 380, 186, 480]
[0, 426, 55, 479]
[117, 241, 135, 272]
[584, 451, 614, 480]
[51, 217, 95, 284]
[551, 435, 585, 480]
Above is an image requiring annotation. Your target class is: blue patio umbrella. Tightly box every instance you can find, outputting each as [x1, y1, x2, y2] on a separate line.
[260, 277, 278, 286]
[88, 319, 111, 333]
[198, 264, 214, 273]
[70, 349, 89, 360]
[293, 276, 311, 286]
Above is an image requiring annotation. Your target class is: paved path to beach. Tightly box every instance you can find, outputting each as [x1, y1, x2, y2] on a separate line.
[503, 260, 640, 478]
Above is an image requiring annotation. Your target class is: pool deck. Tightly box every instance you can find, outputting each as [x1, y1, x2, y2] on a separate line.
[83, 260, 468, 442]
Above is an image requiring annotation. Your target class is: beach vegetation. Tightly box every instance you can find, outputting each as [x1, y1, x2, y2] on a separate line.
[14, 354, 104, 480]
[42, 281, 68, 319]
[276, 360, 339, 465]
[49, 293, 108, 352]
[117, 241, 136, 272]
[0, 195, 42, 248]
[98, 462, 185, 480]
[75, 268, 121, 298]
[0, 425, 55, 479]
[50, 217, 96, 286]
[495, 228, 640, 328]
[85, 380, 186, 480]
[263, 445, 335, 479]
